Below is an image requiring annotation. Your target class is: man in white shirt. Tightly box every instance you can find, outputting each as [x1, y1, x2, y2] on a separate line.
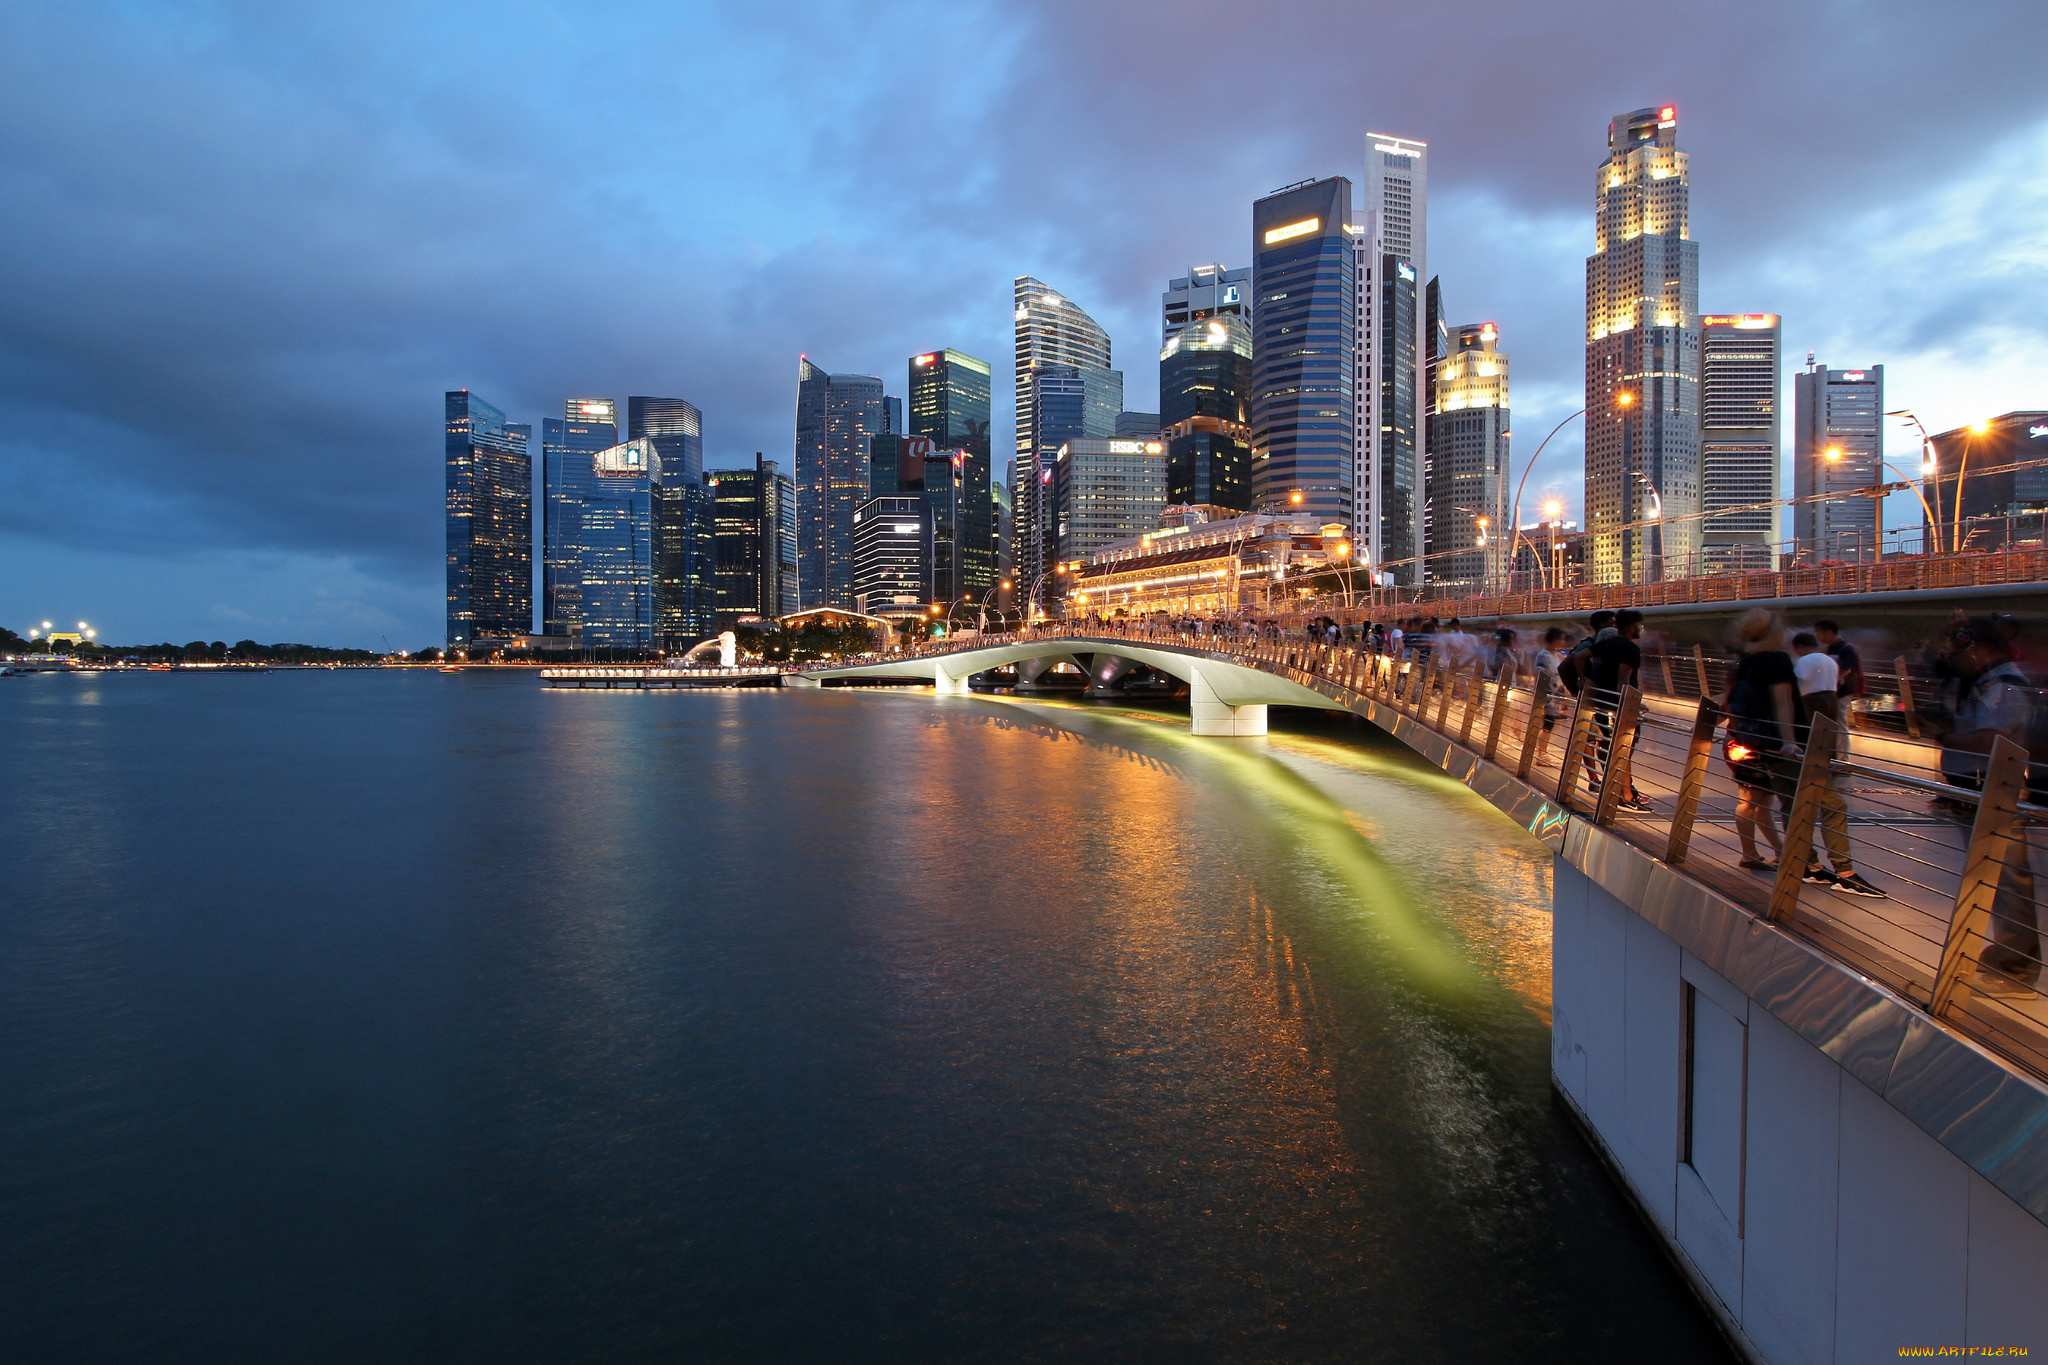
[1791, 631, 1884, 897]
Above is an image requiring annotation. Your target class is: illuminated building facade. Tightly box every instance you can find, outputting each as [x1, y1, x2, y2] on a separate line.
[910, 348, 994, 603]
[1930, 412, 2048, 551]
[1074, 512, 1339, 617]
[1054, 437, 1168, 565]
[852, 495, 934, 621]
[707, 454, 794, 627]
[629, 396, 715, 645]
[794, 358, 888, 610]
[1700, 315, 1781, 572]
[1162, 264, 1250, 347]
[1585, 105, 1701, 584]
[579, 438, 661, 650]
[1015, 277, 1119, 594]
[1353, 133, 1428, 583]
[1161, 313, 1254, 511]
[445, 390, 532, 648]
[542, 397, 617, 638]
[1424, 322, 1510, 589]
[1792, 361, 1882, 560]
[1251, 177, 1355, 528]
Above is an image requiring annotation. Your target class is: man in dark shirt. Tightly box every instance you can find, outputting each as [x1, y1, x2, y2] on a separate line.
[1815, 619, 1862, 698]
[1586, 610, 1649, 811]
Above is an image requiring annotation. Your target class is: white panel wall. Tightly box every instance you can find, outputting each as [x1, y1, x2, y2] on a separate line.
[1554, 864, 2048, 1364]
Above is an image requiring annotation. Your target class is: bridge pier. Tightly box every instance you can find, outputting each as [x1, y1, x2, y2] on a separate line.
[932, 666, 971, 695]
[1188, 667, 1267, 736]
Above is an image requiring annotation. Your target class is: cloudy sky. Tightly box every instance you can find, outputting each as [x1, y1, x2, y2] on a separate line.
[3, 0, 2044, 647]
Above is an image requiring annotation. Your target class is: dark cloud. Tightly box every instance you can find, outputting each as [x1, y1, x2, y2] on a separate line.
[1, 0, 2042, 643]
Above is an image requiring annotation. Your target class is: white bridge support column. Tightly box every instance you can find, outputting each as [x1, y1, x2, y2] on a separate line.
[932, 663, 971, 695]
[1187, 664, 1267, 736]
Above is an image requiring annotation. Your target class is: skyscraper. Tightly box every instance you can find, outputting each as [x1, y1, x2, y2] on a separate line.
[1425, 322, 1511, 589]
[1352, 134, 1428, 583]
[1251, 177, 1355, 528]
[445, 390, 532, 649]
[1054, 437, 1169, 565]
[1014, 277, 1118, 593]
[794, 358, 888, 610]
[852, 494, 934, 621]
[910, 348, 994, 603]
[1700, 315, 1781, 572]
[1585, 105, 1701, 585]
[579, 437, 660, 651]
[1793, 361, 1883, 560]
[1162, 264, 1251, 348]
[629, 396, 715, 646]
[542, 398, 617, 638]
[1161, 313, 1254, 510]
[707, 453, 796, 626]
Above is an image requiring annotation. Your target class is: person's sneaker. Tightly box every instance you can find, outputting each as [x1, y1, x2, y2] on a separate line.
[1617, 795, 1653, 813]
[1971, 969, 2039, 998]
[1802, 865, 1841, 886]
[1830, 870, 1889, 899]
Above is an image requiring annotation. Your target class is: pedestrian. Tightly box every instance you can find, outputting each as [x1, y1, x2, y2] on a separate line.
[1722, 608, 1802, 873]
[1490, 625, 1518, 682]
[1534, 628, 1570, 758]
[1790, 631, 1886, 897]
[1589, 609, 1651, 811]
[1814, 619, 1864, 699]
[1935, 618, 2042, 994]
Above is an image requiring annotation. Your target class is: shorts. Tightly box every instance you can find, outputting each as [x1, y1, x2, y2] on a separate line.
[1727, 746, 1799, 801]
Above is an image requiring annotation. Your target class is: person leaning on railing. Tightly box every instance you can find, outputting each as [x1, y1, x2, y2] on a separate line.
[1932, 618, 2043, 996]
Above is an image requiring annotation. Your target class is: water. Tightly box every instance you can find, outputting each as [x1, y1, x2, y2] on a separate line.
[0, 672, 1730, 1362]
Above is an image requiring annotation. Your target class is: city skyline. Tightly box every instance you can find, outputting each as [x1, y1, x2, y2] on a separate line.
[5, 2, 2045, 644]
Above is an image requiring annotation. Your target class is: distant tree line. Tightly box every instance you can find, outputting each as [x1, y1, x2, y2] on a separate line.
[1, 629, 373, 664]
[735, 620, 881, 663]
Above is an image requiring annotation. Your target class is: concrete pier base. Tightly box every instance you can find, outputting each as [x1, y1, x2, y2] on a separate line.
[1189, 669, 1267, 736]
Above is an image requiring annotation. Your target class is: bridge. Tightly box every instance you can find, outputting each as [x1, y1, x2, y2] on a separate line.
[800, 619, 2048, 1361]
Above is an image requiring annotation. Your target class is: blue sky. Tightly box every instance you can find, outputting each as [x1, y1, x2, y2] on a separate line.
[2, 0, 2043, 647]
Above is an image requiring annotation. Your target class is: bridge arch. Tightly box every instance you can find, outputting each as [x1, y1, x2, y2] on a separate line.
[795, 635, 1346, 736]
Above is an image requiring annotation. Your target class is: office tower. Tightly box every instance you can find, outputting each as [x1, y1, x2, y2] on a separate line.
[706, 453, 797, 626]
[1420, 276, 1447, 568]
[445, 391, 532, 649]
[1424, 322, 1511, 589]
[578, 438, 660, 651]
[1929, 412, 2048, 551]
[1161, 313, 1254, 510]
[852, 495, 934, 620]
[993, 478, 1013, 595]
[1700, 315, 1782, 572]
[541, 398, 617, 638]
[771, 461, 799, 617]
[1053, 436, 1168, 565]
[884, 394, 903, 437]
[794, 358, 888, 610]
[1162, 264, 1251, 348]
[1793, 361, 1883, 560]
[910, 348, 994, 603]
[1015, 277, 1118, 592]
[1586, 105, 1702, 584]
[1115, 411, 1162, 438]
[628, 396, 715, 646]
[1351, 134, 1427, 583]
[1252, 177, 1355, 531]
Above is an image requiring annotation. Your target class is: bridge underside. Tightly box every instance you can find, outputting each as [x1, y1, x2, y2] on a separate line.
[794, 637, 1345, 736]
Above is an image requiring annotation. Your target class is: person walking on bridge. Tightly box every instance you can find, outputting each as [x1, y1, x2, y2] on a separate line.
[1791, 631, 1886, 898]
[1723, 609, 1801, 873]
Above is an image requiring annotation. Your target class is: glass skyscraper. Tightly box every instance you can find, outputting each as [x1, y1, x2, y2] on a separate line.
[707, 453, 797, 626]
[445, 390, 532, 649]
[1014, 277, 1119, 593]
[629, 396, 714, 645]
[1700, 314, 1781, 573]
[1161, 313, 1254, 511]
[852, 494, 934, 621]
[794, 358, 888, 610]
[1424, 322, 1511, 588]
[1585, 105, 1701, 585]
[578, 438, 660, 651]
[542, 398, 617, 638]
[910, 348, 994, 604]
[1251, 177, 1355, 529]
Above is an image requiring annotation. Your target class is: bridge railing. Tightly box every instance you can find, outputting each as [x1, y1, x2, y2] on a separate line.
[995, 619, 2048, 1083]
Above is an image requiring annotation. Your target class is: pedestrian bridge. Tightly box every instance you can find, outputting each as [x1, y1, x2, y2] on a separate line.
[790, 634, 1343, 735]
[799, 620, 2048, 1362]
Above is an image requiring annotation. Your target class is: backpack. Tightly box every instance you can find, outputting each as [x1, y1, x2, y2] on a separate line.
[1558, 638, 1596, 695]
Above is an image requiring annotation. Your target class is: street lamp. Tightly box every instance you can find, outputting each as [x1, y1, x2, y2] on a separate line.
[1542, 499, 1566, 590]
[1508, 409, 1586, 591]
